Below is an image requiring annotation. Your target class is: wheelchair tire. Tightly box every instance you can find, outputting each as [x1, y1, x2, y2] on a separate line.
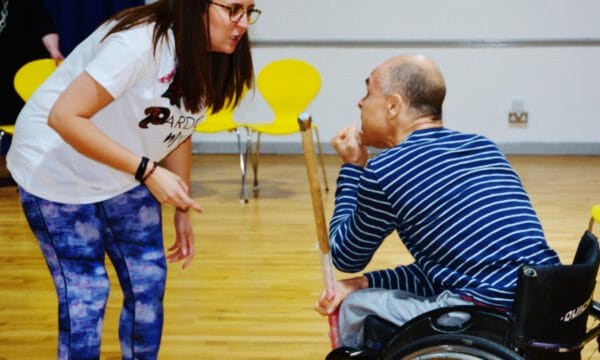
[383, 334, 524, 360]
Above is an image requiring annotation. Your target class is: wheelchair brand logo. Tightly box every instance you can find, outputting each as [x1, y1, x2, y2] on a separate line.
[560, 296, 592, 322]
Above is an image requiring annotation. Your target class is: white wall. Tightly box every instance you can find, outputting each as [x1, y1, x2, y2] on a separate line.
[250, 0, 600, 41]
[193, 0, 600, 154]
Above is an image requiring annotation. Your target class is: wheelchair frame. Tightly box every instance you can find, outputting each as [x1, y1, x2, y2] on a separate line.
[328, 298, 600, 360]
[355, 301, 600, 359]
[326, 211, 600, 360]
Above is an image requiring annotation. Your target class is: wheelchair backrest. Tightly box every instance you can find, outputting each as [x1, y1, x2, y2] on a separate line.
[512, 230, 600, 360]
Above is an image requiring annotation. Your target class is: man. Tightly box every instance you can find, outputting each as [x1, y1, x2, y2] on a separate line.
[315, 54, 560, 348]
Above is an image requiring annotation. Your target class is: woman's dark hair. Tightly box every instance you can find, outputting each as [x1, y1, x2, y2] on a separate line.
[104, 0, 253, 114]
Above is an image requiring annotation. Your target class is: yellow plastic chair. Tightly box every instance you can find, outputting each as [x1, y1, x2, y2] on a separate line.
[589, 204, 600, 232]
[243, 58, 328, 197]
[195, 95, 249, 203]
[1, 58, 57, 152]
[14, 58, 57, 102]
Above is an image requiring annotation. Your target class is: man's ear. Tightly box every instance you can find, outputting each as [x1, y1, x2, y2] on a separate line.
[386, 93, 403, 119]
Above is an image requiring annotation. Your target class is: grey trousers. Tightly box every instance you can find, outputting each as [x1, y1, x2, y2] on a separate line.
[339, 288, 472, 348]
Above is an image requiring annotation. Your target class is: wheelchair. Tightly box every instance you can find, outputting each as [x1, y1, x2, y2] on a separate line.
[326, 206, 600, 360]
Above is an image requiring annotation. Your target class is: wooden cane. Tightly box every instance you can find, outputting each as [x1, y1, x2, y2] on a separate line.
[298, 112, 340, 349]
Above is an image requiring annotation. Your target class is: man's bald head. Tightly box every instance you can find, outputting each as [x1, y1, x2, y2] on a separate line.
[376, 55, 446, 120]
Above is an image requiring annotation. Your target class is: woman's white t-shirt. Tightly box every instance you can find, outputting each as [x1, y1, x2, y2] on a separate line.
[7, 22, 205, 204]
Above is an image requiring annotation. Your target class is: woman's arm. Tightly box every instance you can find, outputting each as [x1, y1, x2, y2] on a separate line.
[160, 136, 202, 268]
[162, 135, 193, 192]
[49, 71, 202, 212]
[49, 71, 140, 174]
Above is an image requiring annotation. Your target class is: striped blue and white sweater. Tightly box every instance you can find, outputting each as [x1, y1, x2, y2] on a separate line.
[329, 128, 560, 310]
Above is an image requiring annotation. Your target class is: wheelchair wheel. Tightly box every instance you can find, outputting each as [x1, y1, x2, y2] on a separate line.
[384, 334, 524, 360]
[325, 347, 375, 359]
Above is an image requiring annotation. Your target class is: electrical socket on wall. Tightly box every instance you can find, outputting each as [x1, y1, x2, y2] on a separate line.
[509, 99, 528, 124]
[508, 112, 528, 124]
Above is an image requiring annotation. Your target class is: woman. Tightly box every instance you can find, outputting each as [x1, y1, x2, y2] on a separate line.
[6, 0, 261, 358]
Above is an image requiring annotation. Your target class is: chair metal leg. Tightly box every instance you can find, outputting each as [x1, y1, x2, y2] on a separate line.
[235, 129, 248, 203]
[243, 127, 327, 199]
[313, 127, 329, 192]
[249, 132, 261, 197]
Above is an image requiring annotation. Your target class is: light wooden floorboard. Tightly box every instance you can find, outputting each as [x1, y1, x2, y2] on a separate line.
[0, 154, 599, 359]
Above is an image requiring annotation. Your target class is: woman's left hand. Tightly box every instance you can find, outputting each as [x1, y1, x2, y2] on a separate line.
[167, 208, 197, 268]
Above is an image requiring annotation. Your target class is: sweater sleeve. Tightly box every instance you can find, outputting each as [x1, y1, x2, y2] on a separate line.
[329, 163, 397, 273]
[365, 264, 438, 296]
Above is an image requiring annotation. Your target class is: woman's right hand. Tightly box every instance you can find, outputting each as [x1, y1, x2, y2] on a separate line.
[143, 165, 203, 212]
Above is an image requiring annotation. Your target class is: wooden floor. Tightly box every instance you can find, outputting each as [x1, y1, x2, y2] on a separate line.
[1, 154, 599, 359]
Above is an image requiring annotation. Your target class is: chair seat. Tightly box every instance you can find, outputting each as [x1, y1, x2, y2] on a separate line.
[195, 103, 244, 134]
[195, 119, 237, 133]
[14, 58, 57, 102]
[246, 119, 319, 136]
[0, 125, 15, 135]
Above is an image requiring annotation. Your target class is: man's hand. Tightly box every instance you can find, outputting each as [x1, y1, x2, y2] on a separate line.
[315, 276, 369, 316]
[331, 124, 368, 167]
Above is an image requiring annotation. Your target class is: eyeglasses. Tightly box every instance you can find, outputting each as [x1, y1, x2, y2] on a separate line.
[209, 1, 262, 25]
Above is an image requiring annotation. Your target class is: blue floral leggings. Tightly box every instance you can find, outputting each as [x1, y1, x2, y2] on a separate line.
[19, 185, 167, 360]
